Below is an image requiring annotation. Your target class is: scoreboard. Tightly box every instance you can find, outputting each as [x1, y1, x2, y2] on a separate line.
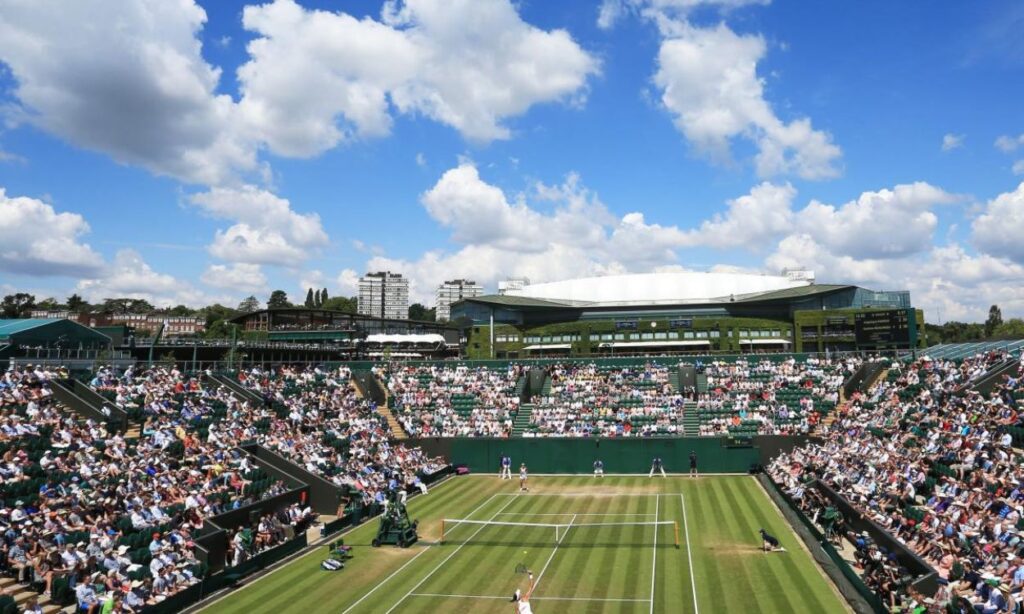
[854, 309, 912, 346]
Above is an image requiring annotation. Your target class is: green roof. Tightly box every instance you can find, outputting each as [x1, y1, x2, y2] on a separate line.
[459, 294, 583, 309]
[734, 284, 852, 302]
[0, 318, 111, 345]
[0, 319, 57, 339]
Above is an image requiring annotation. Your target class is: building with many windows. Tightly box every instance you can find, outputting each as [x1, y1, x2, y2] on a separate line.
[358, 271, 410, 320]
[451, 271, 922, 358]
[435, 279, 483, 321]
[28, 310, 205, 336]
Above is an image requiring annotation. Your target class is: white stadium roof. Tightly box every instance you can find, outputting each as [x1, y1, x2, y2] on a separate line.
[506, 271, 814, 307]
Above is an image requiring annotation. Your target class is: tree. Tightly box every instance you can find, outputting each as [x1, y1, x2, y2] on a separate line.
[237, 296, 261, 313]
[267, 290, 291, 310]
[35, 297, 61, 311]
[66, 293, 87, 312]
[993, 319, 1024, 340]
[165, 304, 195, 317]
[100, 298, 154, 314]
[305, 288, 315, 308]
[985, 305, 1004, 338]
[321, 296, 357, 314]
[408, 303, 436, 321]
[198, 304, 240, 336]
[321, 287, 329, 305]
[1, 293, 36, 318]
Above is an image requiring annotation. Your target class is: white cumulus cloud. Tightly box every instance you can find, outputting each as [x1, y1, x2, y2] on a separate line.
[366, 163, 694, 303]
[189, 185, 328, 267]
[653, 22, 840, 179]
[941, 133, 964, 151]
[76, 250, 210, 307]
[201, 263, 268, 293]
[0, 0, 597, 185]
[0, 188, 104, 277]
[684, 181, 796, 248]
[238, 0, 599, 155]
[971, 182, 1024, 264]
[0, 0, 255, 185]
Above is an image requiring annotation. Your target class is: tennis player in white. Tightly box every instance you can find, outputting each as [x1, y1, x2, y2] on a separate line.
[511, 571, 535, 613]
[519, 463, 529, 492]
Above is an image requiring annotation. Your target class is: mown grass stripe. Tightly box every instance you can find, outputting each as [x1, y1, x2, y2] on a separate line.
[205, 476, 845, 614]
[719, 477, 797, 614]
[733, 478, 835, 613]
[690, 479, 726, 612]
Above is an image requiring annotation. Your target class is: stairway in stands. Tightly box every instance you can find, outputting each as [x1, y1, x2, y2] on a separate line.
[682, 401, 700, 436]
[512, 404, 534, 436]
[377, 404, 409, 440]
[0, 575, 69, 613]
[512, 372, 548, 437]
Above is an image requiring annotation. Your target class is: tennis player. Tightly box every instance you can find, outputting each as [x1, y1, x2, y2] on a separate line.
[593, 459, 604, 478]
[500, 454, 512, 480]
[519, 463, 529, 492]
[760, 528, 784, 552]
[689, 450, 699, 478]
[649, 456, 666, 478]
[511, 570, 535, 613]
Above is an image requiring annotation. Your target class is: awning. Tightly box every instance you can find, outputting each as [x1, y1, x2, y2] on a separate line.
[522, 344, 572, 350]
[367, 351, 425, 357]
[598, 340, 711, 348]
[738, 338, 791, 345]
[365, 333, 445, 345]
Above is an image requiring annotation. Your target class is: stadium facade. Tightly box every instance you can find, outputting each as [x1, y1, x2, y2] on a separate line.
[451, 271, 923, 358]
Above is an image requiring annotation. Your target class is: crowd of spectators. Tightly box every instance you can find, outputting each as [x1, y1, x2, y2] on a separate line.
[379, 364, 524, 437]
[2, 364, 208, 612]
[696, 356, 855, 436]
[0, 361, 445, 613]
[247, 365, 445, 508]
[526, 363, 687, 437]
[769, 351, 1024, 612]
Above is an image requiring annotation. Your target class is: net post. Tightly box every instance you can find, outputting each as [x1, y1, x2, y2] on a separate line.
[674, 521, 680, 549]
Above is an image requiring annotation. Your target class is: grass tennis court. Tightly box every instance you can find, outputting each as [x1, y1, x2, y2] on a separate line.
[203, 476, 848, 613]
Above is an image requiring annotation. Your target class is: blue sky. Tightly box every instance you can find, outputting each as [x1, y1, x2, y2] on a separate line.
[0, 0, 1022, 321]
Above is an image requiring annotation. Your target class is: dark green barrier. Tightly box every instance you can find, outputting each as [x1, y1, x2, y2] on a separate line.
[408, 437, 759, 474]
[762, 476, 887, 614]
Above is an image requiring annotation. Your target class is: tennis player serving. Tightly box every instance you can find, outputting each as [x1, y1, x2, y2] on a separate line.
[511, 570, 535, 613]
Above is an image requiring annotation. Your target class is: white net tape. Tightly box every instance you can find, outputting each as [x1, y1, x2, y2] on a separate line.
[442, 518, 676, 543]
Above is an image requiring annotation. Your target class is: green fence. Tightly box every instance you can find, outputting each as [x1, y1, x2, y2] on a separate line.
[332, 353, 816, 372]
[762, 476, 886, 613]
[410, 437, 759, 474]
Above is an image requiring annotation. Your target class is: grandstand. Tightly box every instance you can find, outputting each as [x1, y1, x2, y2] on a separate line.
[451, 271, 924, 358]
[920, 339, 1024, 360]
[2, 345, 1021, 614]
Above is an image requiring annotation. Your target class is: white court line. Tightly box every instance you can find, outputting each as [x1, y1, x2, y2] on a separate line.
[384, 494, 520, 614]
[533, 512, 576, 590]
[649, 494, 659, 613]
[511, 492, 688, 497]
[409, 593, 647, 601]
[341, 491, 500, 614]
[497, 512, 656, 517]
[196, 472, 460, 613]
[681, 493, 700, 614]
[409, 592, 648, 602]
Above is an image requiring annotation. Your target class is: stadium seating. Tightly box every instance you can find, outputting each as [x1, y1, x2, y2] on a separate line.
[378, 364, 524, 437]
[768, 353, 1024, 610]
[525, 363, 687, 437]
[695, 357, 855, 436]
